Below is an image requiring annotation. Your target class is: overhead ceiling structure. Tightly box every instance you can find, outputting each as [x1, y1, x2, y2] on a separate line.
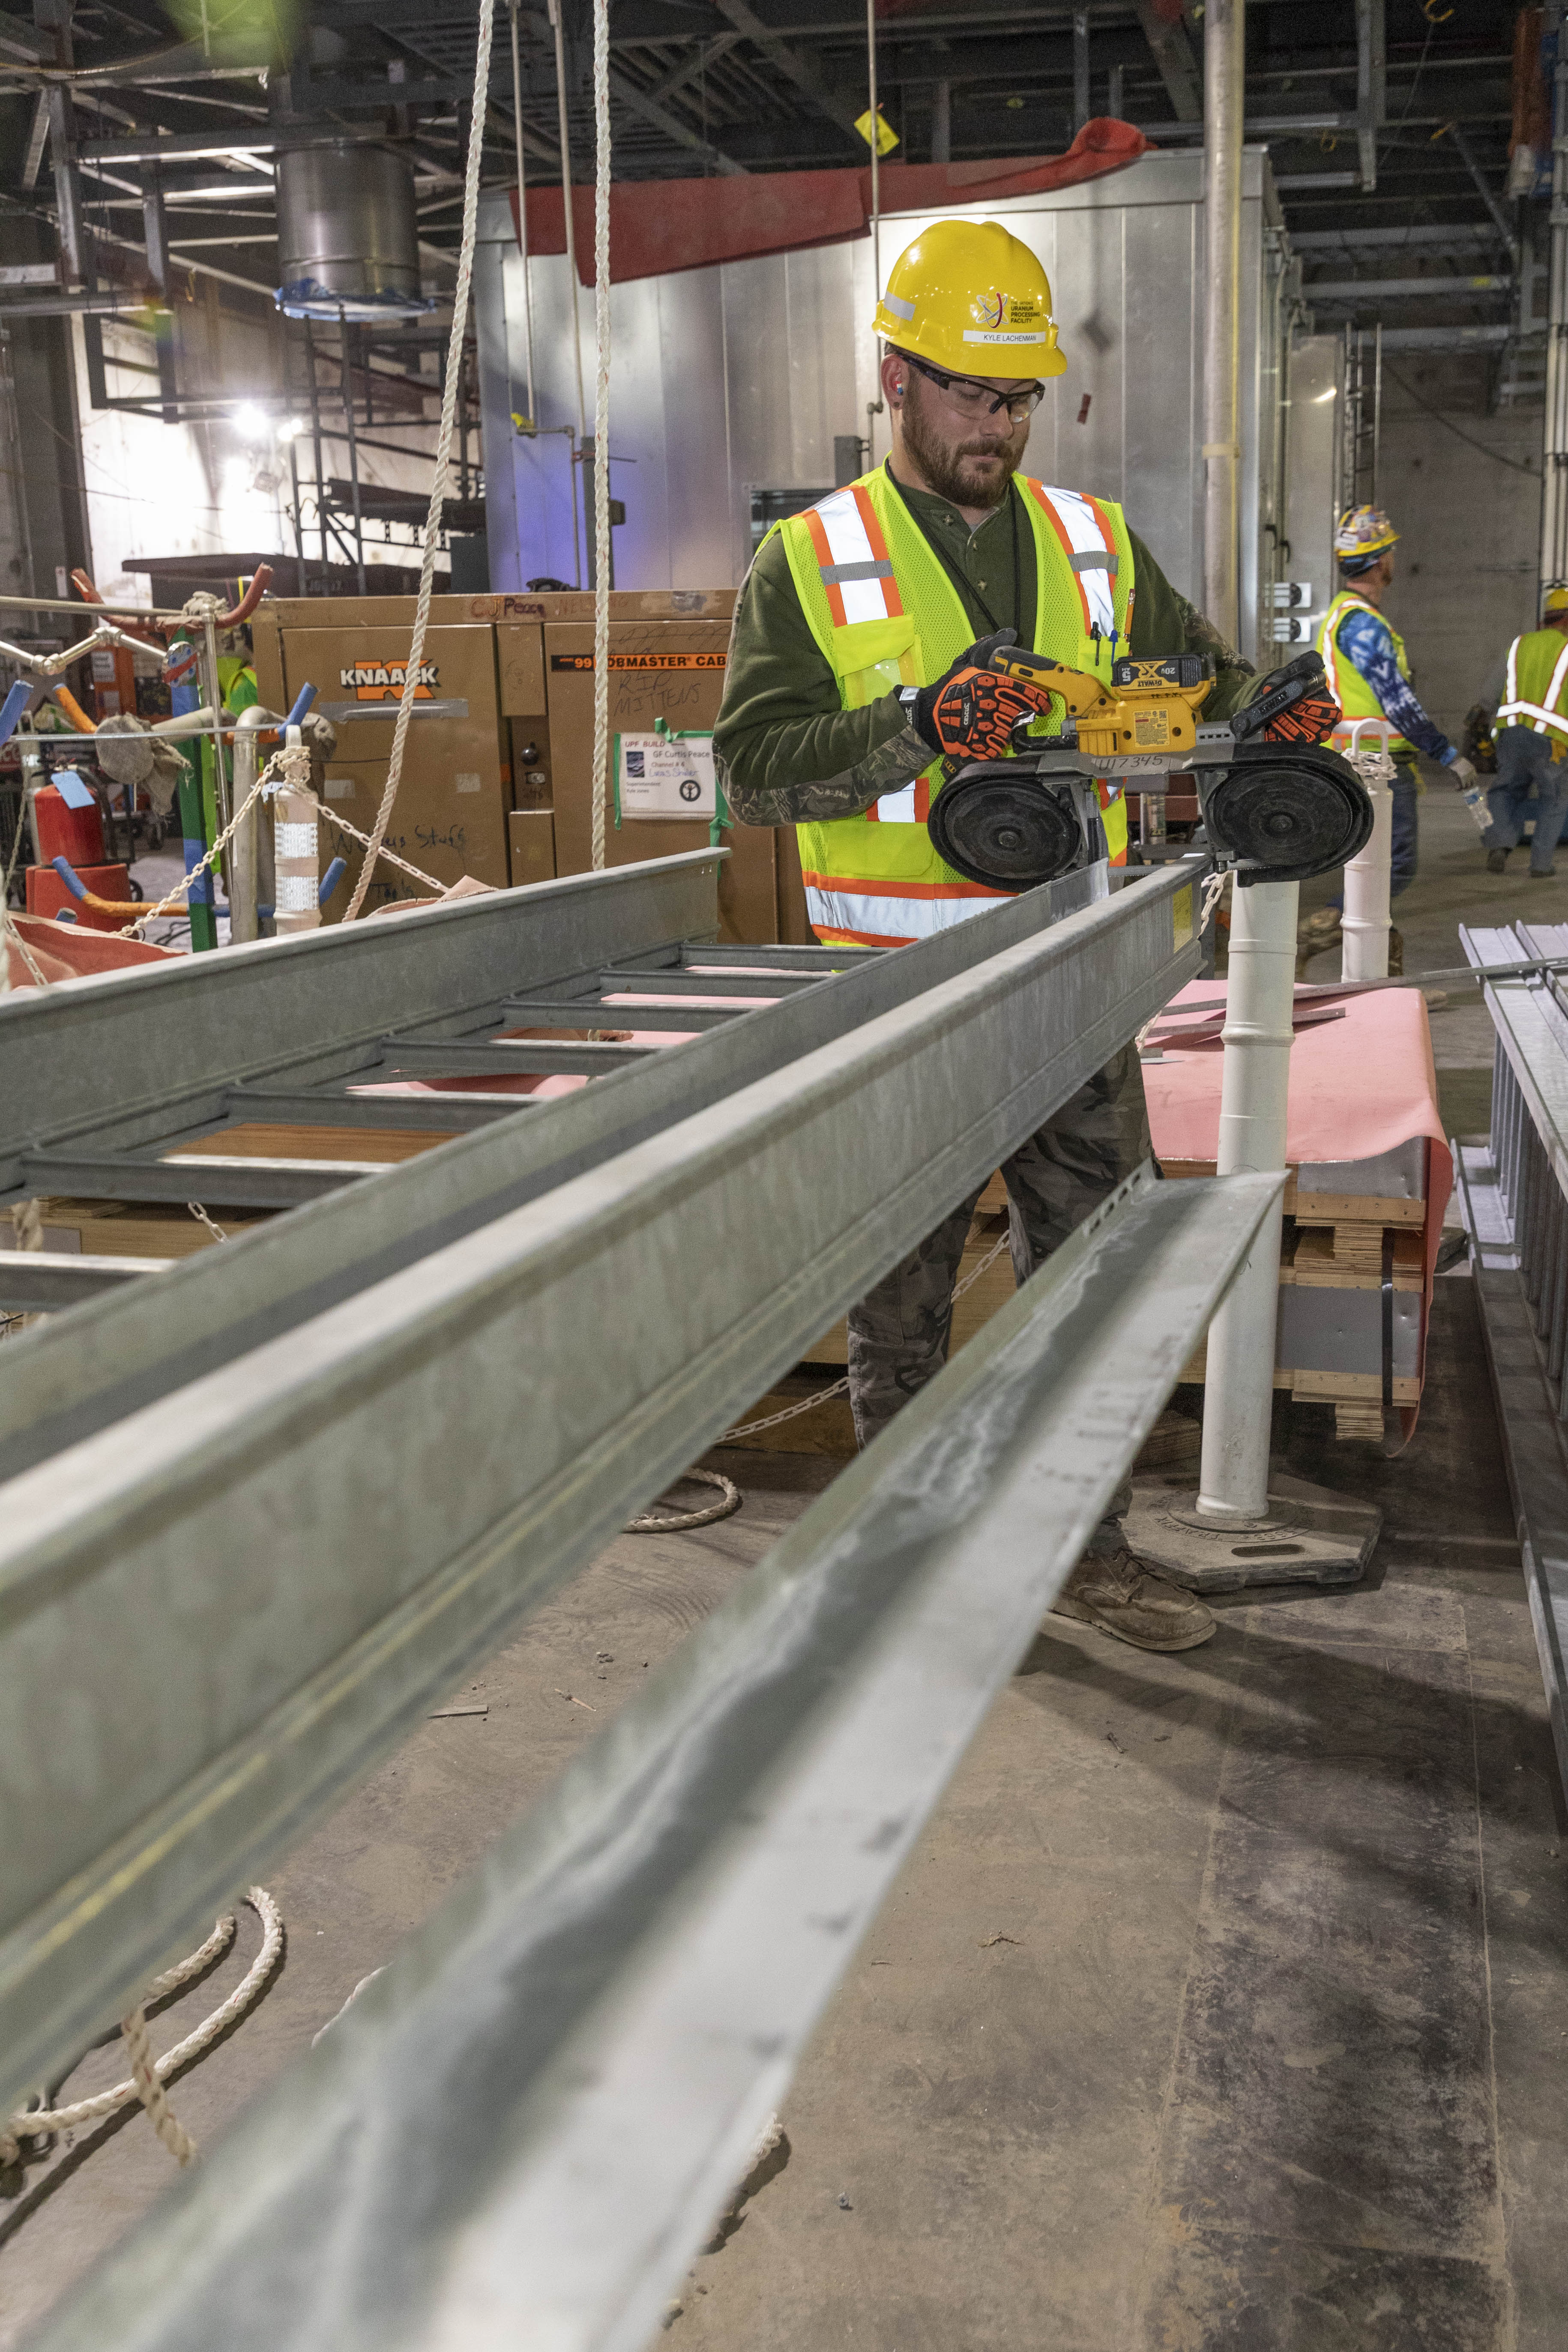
[0, 1, 1520, 314]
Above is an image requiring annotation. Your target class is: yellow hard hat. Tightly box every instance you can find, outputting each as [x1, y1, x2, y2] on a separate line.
[873, 218, 1065, 379]
[1334, 504, 1399, 562]
[1544, 582, 1568, 616]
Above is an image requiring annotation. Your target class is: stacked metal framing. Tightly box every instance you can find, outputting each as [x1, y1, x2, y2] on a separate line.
[0, 850, 1281, 2348]
[1455, 922, 1568, 1807]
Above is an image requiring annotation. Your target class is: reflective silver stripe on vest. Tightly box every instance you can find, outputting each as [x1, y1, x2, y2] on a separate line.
[804, 886, 996, 944]
[818, 558, 895, 585]
[1069, 551, 1118, 574]
[1499, 635, 1568, 735]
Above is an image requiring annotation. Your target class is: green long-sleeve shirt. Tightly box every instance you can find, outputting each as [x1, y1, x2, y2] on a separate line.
[714, 464, 1260, 827]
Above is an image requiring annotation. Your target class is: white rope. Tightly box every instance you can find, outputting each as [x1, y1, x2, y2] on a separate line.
[625, 1466, 741, 1534]
[1, 1889, 283, 2171]
[119, 2005, 197, 2168]
[342, 0, 497, 923]
[589, 0, 612, 872]
[719, 1229, 1013, 1445]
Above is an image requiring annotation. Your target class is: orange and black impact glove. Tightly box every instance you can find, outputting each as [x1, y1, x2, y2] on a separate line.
[1231, 650, 1341, 747]
[905, 628, 1059, 762]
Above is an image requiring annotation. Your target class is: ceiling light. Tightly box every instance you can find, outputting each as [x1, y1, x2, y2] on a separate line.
[1314, 386, 1337, 403]
[231, 403, 269, 441]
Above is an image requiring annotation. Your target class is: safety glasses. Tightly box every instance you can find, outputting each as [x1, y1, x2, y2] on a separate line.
[898, 349, 1047, 421]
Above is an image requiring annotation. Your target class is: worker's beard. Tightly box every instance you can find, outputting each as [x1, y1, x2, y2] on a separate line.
[900, 379, 1023, 511]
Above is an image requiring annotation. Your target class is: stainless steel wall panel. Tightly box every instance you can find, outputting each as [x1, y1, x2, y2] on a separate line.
[783, 240, 862, 484]
[606, 274, 671, 590]
[658, 267, 732, 590]
[475, 158, 1289, 658]
[1283, 332, 1341, 631]
[721, 251, 800, 578]
[1122, 197, 1202, 604]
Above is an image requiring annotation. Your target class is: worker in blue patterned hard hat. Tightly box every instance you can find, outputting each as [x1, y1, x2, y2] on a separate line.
[1298, 506, 1479, 972]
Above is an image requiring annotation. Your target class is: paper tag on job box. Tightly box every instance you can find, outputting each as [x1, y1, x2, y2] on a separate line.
[618, 732, 716, 821]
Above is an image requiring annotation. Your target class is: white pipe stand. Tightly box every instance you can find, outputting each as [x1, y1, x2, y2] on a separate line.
[1121, 868, 1384, 1591]
[1194, 874, 1297, 1525]
[1335, 718, 1394, 982]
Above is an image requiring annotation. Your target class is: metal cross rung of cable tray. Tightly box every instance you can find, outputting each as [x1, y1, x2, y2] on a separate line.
[1455, 919, 1568, 1818]
[0, 847, 1281, 2352]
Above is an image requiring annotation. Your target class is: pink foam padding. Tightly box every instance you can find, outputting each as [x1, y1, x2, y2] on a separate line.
[5, 913, 178, 987]
[349, 1023, 699, 1101]
[1143, 977, 1454, 1440]
[600, 991, 781, 1008]
[353, 1074, 589, 1101]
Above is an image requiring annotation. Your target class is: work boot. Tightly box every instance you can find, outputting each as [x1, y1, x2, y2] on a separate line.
[1531, 865, 1558, 880]
[1295, 905, 1341, 977]
[1050, 1549, 1216, 1652]
[1388, 925, 1403, 976]
[1487, 848, 1509, 874]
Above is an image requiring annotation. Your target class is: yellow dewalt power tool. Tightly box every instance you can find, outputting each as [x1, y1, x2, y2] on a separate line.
[926, 646, 1371, 894]
[987, 648, 1216, 761]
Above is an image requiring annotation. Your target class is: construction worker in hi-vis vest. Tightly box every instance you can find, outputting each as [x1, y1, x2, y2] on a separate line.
[714, 216, 1336, 1657]
[1298, 505, 1480, 972]
[1474, 582, 1568, 877]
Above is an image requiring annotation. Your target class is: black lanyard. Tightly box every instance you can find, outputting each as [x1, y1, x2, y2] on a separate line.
[884, 461, 1025, 643]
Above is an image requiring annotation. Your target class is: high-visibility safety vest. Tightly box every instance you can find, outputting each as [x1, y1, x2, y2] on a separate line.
[1316, 589, 1415, 762]
[1497, 628, 1568, 742]
[776, 467, 1136, 947]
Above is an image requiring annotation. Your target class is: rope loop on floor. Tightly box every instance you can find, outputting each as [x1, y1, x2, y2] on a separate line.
[0, 1888, 284, 2176]
[625, 1467, 742, 1534]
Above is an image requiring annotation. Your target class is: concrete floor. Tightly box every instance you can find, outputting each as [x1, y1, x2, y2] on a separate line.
[3, 781, 1567, 2350]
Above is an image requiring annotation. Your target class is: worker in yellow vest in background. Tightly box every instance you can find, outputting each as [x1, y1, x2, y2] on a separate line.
[714, 217, 1334, 1657]
[1300, 506, 1479, 970]
[1474, 584, 1568, 877]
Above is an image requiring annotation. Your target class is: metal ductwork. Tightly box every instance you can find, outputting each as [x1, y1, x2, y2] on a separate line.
[275, 143, 432, 320]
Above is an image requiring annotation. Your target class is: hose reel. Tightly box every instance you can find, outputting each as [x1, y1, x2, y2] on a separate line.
[927, 740, 1371, 894]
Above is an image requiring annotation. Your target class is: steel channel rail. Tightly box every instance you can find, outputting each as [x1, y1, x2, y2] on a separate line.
[0, 853, 739, 1208]
[1, 856, 1136, 1471]
[0, 854, 1206, 2116]
[1456, 921, 1568, 1809]
[27, 1163, 1283, 2352]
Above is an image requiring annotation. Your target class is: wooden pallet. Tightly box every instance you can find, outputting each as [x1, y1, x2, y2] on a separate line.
[19, 1196, 274, 1259]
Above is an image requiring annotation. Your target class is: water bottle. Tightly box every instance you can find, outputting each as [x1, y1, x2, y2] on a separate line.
[1457, 778, 1492, 837]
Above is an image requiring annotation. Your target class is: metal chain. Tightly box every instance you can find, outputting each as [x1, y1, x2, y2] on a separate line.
[341, 0, 496, 921]
[126, 757, 283, 939]
[316, 801, 443, 892]
[719, 1227, 1013, 1443]
[186, 1201, 229, 1245]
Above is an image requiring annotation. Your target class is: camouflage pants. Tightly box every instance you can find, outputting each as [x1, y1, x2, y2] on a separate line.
[846, 1042, 1151, 1557]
